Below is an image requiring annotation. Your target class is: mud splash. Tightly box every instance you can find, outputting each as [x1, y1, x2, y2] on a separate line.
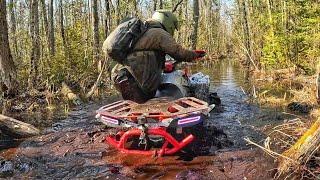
[0, 59, 278, 179]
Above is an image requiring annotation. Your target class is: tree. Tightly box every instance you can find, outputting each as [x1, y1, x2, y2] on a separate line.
[159, 0, 163, 9]
[241, 0, 253, 67]
[104, 0, 111, 38]
[0, 0, 17, 95]
[92, 0, 100, 64]
[28, 0, 40, 89]
[59, 0, 67, 54]
[8, 0, 18, 58]
[191, 0, 199, 49]
[48, 0, 55, 56]
[153, 0, 157, 11]
[40, 0, 50, 56]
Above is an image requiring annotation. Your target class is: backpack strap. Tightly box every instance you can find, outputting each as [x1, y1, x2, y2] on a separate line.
[145, 20, 165, 30]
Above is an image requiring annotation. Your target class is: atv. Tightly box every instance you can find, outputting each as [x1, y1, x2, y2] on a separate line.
[96, 54, 220, 156]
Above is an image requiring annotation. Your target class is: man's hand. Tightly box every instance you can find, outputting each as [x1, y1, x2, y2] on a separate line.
[193, 50, 206, 60]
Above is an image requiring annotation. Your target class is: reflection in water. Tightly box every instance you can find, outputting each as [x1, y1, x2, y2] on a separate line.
[193, 59, 249, 89]
[193, 59, 263, 148]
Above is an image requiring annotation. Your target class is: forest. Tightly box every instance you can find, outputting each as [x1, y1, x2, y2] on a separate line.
[0, 0, 320, 179]
[0, 0, 319, 99]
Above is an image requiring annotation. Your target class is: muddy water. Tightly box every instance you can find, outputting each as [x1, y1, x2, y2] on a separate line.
[0, 59, 276, 179]
[194, 60, 265, 148]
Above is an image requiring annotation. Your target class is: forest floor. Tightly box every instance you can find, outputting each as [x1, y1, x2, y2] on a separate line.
[0, 60, 318, 179]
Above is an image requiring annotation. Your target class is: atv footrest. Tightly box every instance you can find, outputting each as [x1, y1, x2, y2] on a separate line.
[106, 128, 194, 156]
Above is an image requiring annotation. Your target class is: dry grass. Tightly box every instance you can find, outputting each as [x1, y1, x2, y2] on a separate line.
[247, 68, 320, 179]
[252, 68, 318, 109]
[246, 117, 320, 179]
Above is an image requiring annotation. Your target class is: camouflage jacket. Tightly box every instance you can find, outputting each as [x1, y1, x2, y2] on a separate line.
[103, 24, 197, 94]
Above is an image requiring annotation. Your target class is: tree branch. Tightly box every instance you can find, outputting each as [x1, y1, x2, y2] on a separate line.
[172, 0, 183, 12]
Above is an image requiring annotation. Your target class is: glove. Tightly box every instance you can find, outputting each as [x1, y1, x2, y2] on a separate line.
[193, 50, 206, 60]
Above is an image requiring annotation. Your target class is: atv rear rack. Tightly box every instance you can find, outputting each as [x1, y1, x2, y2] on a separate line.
[96, 97, 210, 157]
[97, 97, 209, 122]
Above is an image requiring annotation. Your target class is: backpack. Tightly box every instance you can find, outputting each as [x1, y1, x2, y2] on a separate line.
[103, 18, 149, 64]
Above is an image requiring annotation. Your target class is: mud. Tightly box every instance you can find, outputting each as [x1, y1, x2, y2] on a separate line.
[0, 60, 279, 179]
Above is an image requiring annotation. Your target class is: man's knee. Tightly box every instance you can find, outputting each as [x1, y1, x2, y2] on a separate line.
[113, 69, 153, 103]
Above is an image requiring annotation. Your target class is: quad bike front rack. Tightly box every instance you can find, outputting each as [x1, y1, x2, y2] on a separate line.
[96, 97, 210, 156]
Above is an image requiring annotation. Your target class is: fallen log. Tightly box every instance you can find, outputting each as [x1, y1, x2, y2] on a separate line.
[61, 82, 82, 105]
[277, 117, 320, 177]
[0, 114, 40, 138]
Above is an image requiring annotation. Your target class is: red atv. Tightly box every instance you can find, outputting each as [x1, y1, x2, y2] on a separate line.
[96, 53, 219, 156]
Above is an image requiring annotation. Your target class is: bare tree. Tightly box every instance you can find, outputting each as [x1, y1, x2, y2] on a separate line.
[48, 0, 55, 55]
[191, 0, 199, 49]
[241, 0, 253, 68]
[116, 0, 120, 24]
[159, 0, 163, 9]
[92, 0, 100, 64]
[40, 0, 50, 56]
[9, 0, 18, 58]
[28, 0, 40, 89]
[40, 0, 48, 39]
[153, 0, 157, 11]
[0, 0, 17, 95]
[104, 0, 111, 38]
[59, 0, 67, 53]
[133, 0, 138, 16]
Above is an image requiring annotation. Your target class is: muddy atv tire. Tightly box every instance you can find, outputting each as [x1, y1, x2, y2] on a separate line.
[192, 84, 210, 102]
[167, 122, 210, 158]
[191, 84, 221, 106]
[209, 92, 221, 106]
[181, 126, 208, 157]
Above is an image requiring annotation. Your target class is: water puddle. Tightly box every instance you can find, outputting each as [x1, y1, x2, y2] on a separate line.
[0, 59, 278, 179]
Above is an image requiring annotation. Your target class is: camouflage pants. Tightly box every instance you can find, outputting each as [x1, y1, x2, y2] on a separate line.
[113, 68, 155, 103]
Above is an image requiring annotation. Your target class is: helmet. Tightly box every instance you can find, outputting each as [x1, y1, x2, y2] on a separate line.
[151, 10, 179, 36]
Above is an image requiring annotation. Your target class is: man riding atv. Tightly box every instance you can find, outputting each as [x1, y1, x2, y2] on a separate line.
[103, 10, 205, 103]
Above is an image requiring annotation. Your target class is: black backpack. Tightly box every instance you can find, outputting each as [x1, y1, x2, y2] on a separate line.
[103, 18, 149, 63]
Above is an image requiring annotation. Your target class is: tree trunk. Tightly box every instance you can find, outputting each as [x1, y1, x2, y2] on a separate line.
[159, 0, 163, 9]
[191, 0, 199, 49]
[153, 0, 157, 11]
[132, 0, 138, 16]
[241, 0, 253, 68]
[48, 0, 55, 56]
[40, 0, 49, 46]
[59, 0, 68, 56]
[104, 0, 111, 39]
[92, 0, 100, 64]
[116, 0, 120, 25]
[0, 0, 17, 95]
[28, 0, 40, 89]
[9, 0, 18, 59]
[183, 0, 188, 46]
